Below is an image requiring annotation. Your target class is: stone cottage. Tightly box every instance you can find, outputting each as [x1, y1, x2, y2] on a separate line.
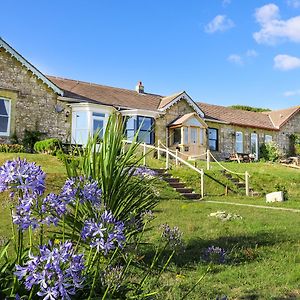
[0, 37, 299, 159]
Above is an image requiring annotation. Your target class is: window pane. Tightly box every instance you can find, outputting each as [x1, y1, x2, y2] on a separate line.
[191, 128, 197, 144]
[199, 129, 204, 145]
[209, 140, 217, 151]
[183, 128, 188, 144]
[236, 132, 243, 153]
[208, 128, 217, 139]
[93, 119, 104, 137]
[138, 131, 151, 144]
[75, 112, 88, 130]
[75, 130, 89, 145]
[126, 117, 135, 130]
[0, 100, 8, 116]
[265, 135, 272, 143]
[138, 117, 152, 131]
[92, 112, 105, 117]
[173, 128, 181, 144]
[126, 129, 135, 141]
[0, 116, 8, 132]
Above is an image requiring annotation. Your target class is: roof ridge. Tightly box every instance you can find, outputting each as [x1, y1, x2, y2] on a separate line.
[47, 75, 163, 98]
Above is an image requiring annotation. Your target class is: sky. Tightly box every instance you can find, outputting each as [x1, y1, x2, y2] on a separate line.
[2, 0, 300, 110]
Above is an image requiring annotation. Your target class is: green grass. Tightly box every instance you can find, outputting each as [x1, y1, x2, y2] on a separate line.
[1, 153, 300, 298]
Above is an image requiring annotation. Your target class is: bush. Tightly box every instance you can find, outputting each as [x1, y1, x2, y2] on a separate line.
[22, 129, 43, 153]
[260, 142, 281, 162]
[34, 138, 62, 155]
[275, 183, 289, 200]
[0, 144, 25, 153]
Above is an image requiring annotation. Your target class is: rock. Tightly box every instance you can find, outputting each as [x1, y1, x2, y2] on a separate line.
[266, 191, 284, 203]
[209, 211, 242, 221]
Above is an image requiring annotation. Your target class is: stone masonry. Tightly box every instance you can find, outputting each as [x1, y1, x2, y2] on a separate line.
[0, 49, 71, 143]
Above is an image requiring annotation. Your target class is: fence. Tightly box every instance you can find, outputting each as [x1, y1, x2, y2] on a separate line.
[124, 140, 250, 197]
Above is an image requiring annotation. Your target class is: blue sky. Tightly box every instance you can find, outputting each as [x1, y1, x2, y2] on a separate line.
[2, 0, 300, 109]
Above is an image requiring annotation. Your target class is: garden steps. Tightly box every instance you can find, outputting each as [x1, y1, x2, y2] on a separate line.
[220, 170, 260, 197]
[152, 168, 201, 200]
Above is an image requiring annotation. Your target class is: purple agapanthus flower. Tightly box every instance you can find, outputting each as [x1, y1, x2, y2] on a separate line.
[0, 158, 46, 196]
[60, 177, 102, 206]
[81, 210, 125, 255]
[204, 246, 227, 264]
[14, 241, 85, 300]
[41, 193, 67, 226]
[132, 166, 157, 179]
[161, 224, 183, 249]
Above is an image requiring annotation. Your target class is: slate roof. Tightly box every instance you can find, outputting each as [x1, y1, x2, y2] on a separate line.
[263, 106, 300, 128]
[197, 102, 277, 130]
[48, 76, 163, 111]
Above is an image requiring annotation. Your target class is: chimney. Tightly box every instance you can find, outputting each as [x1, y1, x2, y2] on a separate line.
[136, 81, 144, 93]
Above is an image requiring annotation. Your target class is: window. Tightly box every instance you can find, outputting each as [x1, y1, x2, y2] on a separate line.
[173, 128, 181, 144]
[208, 128, 218, 151]
[190, 127, 198, 144]
[235, 132, 243, 153]
[137, 116, 154, 144]
[74, 111, 89, 144]
[125, 116, 136, 141]
[183, 127, 189, 144]
[199, 128, 204, 145]
[265, 135, 272, 144]
[92, 112, 105, 138]
[0, 99, 10, 136]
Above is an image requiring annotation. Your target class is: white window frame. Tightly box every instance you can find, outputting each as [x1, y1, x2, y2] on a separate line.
[235, 131, 244, 153]
[0, 98, 11, 136]
[71, 103, 115, 145]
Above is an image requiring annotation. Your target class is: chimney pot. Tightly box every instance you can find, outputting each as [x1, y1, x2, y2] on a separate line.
[136, 81, 144, 93]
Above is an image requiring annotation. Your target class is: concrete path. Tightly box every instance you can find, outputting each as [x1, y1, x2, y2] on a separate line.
[202, 200, 300, 213]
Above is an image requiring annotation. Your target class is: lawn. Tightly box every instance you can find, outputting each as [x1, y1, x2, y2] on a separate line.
[0, 153, 300, 299]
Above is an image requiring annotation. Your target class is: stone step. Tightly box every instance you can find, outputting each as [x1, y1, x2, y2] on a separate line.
[176, 187, 194, 193]
[182, 193, 201, 200]
[169, 182, 185, 188]
[160, 173, 171, 178]
[230, 178, 239, 183]
[164, 177, 180, 183]
[236, 182, 245, 188]
[151, 168, 167, 174]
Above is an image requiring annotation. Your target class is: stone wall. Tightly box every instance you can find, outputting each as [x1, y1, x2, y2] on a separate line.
[155, 98, 195, 145]
[205, 121, 277, 159]
[277, 111, 300, 155]
[0, 49, 71, 143]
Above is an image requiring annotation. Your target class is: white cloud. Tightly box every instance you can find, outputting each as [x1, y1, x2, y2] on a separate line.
[222, 0, 231, 7]
[205, 15, 235, 33]
[283, 89, 300, 96]
[274, 54, 300, 70]
[227, 54, 243, 65]
[253, 3, 300, 44]
[246, 49, 258, 57]
[287, 0, 300, 8]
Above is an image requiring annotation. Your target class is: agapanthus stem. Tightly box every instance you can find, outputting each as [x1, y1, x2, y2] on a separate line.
[88, 255, 101, 300]
[28, 226, 32, 251]
[40, 223, 44, 246]
[71, 198, 80, 241]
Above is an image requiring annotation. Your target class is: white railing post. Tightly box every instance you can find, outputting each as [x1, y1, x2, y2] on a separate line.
[200, 169, 204, 199]
[157, 140, 161, 160]
[143, 142, 146, 166]
[245, 171, 249, 196]
[166, 150, 169, 169]
[175, 149, 179, 166]
[206, 149, 210, 170]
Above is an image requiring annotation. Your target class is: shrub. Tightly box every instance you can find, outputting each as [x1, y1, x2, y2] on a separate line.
[22, 129, 43, 153]
[34, 138, 62, 155]
[260, 141, 281, 162]
[275, 183, 289, 200]
[0, 144, 25, 153]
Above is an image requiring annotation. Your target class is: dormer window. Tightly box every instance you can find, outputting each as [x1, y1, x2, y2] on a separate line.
[0, 98, 11, 136]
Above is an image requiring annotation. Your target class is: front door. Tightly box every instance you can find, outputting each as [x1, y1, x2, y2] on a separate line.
[250, 133, 259, 160]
